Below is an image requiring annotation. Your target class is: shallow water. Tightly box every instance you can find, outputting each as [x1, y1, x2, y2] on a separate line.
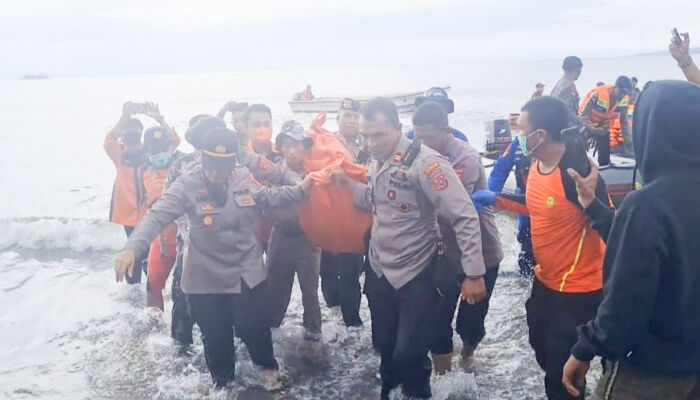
[1, 56, 668, 398]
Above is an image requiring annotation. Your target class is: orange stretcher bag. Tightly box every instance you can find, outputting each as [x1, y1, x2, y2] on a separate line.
[298, 113, 372, 253]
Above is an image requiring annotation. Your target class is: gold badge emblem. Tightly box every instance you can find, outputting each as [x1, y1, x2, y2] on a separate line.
[201, 203, 215, 212]
[215, 144, 227, 154]
[153, 131, 162, 139]
[202, 215, 214, 226]
[546, 195, 555, 208]
[393, 153, 403, 163]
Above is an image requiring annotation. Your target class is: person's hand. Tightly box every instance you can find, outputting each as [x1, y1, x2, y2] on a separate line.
[461, 277, 487, 305]
[145, 102, 164, 122]
[471, 190, 496, 212]
[562, 355, 590, 397]
[567, 158, 598, 209]
[223, 100, 239, 112]
[330, 168, 351, 187]
[669, 32, 690, 63]
[300, 174, 314, 194]
[114, 249, 136, 282]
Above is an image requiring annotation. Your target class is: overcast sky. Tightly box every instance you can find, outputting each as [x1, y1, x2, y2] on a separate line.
[1, 0, 698, 79]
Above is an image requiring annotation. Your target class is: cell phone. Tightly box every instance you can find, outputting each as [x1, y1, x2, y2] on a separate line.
[132, 102, 148, 114]
[672, 28, 682, 45]
[562, 126, 591, 177]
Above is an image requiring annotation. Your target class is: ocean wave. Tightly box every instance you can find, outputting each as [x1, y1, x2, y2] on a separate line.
[0, 217, 126, 252]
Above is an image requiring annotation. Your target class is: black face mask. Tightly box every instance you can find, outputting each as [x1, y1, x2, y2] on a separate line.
[206, 181, 228, 207]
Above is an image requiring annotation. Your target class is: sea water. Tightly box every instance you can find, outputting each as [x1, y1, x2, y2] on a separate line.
[0, 54, 685, 399]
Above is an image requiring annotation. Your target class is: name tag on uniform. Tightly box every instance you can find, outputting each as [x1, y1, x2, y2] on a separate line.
[234, 194, 256, 207]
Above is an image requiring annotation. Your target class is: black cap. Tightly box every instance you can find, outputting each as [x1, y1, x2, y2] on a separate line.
[415, 87, 455, 114]
[275, 120, 313, 149]
[339, 98, 361, 113]
[200, 128, 239, 174]
[615, 76, 633, 92]
[143, 126, 172, 153]
[185, 116, 226, 149]
[536, 82, 545, 88]
[562, 56, 583, 71]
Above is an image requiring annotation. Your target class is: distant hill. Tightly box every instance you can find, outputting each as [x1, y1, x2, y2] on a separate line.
[632, 47, 700, 57]
[21, 74, 50, 80]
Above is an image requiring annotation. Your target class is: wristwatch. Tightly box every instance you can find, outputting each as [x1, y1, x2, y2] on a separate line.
[679, 56, 693, 69]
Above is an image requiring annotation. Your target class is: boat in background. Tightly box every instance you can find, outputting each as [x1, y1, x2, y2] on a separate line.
[483, 114, 638, 207]
[289, 86, 451, 114]
[21, 74, 50, 80]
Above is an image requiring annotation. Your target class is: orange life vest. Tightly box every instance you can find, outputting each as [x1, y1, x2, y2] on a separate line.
[580, 85, 629, 148]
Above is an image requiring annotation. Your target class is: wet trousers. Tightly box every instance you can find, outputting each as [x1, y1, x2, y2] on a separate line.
[187, 282, 278, 388]
[365, 262, 438, 399]
[171, 235, 194, 345]
[320, 251, 363, 326]
[123, 226, 147, 284]
[266, 228, 322, 333]
[431, 264, 500, 354]
[526, 278, 602, 400]
[592, 360, 700, 400]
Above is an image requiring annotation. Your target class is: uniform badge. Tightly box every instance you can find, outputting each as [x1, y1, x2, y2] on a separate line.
[424, 161, 441, 178]
[215, 144, 227, 154]
[393, 153, 403, 163]
[398, 203, 411, 213]
[546, 195, 555, 208]
[391, 169, 407, 181]
[236, 194, 256, 207]
[387, 190, 396, 200]
[202, 215, 214, 227]
[153, 130, 163, 139]
[201, 203, 216, 212]
[433, 174, 449, 191]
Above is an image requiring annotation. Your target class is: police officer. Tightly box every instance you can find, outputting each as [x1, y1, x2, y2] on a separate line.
[412, 102, 504, 374]
[114, 128, 312, 390]
[333, 98, 485, 399]
[266, 120, 323, 341]
[336, 98, 362, 157]
[318, 99, 365, 327]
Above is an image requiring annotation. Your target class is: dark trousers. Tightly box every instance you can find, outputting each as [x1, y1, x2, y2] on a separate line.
[320, 251, 363, 326]
[171, 236, 194, 345]
[526, 278, 602, 400]
[431, 264, 500, 354]
[517, 226, 536, 279]
[187, 282, 278, 388]
[365, 263, 438, 399]
[123, 226, 147, 284]
[596, 132, 611, 166]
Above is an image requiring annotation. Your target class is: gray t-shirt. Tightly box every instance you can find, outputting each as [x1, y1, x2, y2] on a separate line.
[551, 76, 580, 123]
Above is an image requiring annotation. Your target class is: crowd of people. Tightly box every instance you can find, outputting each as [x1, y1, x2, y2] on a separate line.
[105, 32, 700, 399]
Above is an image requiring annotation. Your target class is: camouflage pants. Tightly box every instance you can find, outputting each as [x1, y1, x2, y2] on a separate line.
[593, 360, 700, 400]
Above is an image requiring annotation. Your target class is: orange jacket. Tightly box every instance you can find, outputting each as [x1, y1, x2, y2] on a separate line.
[104, 131, 144, 227]
[104, 129, 181, 227]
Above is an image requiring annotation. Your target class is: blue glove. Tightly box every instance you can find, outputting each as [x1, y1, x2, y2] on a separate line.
[471, 190, 496, 212]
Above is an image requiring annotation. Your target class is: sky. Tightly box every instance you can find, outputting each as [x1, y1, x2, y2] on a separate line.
[1, 0, 698, 79]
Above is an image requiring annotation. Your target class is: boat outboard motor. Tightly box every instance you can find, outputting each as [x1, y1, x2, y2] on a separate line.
[415, 87, 455, 113]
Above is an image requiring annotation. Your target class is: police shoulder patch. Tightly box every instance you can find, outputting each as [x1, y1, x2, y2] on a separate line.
[424, 161, 441, 178]
[432, 174, 449, 191]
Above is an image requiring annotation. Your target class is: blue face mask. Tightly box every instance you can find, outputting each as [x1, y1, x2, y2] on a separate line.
[149, 151, 173, 168]
[519, 130, 541, 157]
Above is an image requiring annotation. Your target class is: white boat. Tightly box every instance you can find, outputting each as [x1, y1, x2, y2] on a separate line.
[288, 86, 451, 114]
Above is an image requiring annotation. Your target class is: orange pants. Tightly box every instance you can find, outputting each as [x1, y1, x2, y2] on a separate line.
[147, 224, 177, 292]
